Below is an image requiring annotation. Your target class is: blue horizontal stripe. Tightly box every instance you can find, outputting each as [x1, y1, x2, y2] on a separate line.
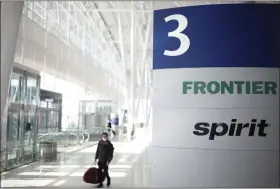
[153, 4, 280, 70]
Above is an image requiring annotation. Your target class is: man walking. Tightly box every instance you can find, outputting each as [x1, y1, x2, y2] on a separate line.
[95, 132, 114, 188]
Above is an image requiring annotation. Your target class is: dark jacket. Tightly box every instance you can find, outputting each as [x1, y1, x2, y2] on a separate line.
[107, 121, 112, 128]
[95, 140, 114, 163]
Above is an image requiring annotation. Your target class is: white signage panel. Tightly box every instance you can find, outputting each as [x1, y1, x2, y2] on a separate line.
[152, 108, 279, 151]
[149, 147, 279, 187]
[153, 68, 279, 109]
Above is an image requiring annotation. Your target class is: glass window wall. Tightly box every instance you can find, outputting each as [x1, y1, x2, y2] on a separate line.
[7, 110, 21, 147]
[24, 1, 126, 89]
[39, 90, 62, 133]
[9, 73, 23, 104]
[2, 66, 40, 171]
[6, 109, 22, 167]
[26, 76, 38, 105]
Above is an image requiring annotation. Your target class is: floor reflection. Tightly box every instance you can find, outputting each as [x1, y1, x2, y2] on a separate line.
[1, 137, 151, 187]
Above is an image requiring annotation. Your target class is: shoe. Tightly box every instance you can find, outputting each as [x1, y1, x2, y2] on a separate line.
[107, 179, 111, 187]
[97, 183, 103, 188]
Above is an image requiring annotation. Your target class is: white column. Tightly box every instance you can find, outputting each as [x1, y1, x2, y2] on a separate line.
[144, 62, 149, 126]
[129, 2, 136, 126]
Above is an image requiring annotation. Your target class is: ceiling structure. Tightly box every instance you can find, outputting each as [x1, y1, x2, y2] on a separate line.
[18, 0, 279, 122]
[70, 0, 278, 88]
[80, 0, 278, 93]
[22, 0, 279, 88]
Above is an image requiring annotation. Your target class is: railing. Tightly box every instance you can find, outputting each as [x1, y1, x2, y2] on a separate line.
[77, 133, 84, 144]
[38, 131, 85, 146]
[0, 126, 133, 172]
[79, 126, 127, 141]
[86, 125, 130, 141]
[83, 132, 90, 142]
[0, 129, 93, 172]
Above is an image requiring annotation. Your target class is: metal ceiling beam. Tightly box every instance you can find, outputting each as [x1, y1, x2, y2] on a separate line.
[91, 2, 122, 60]
[173, 1, 181, 7]
[78, 2, 121, 68]
[117, 2, 126, 73]
[110, 40, 152, 44]
[136, 6, 152, 88]
[67, 8, 153, 13]
[135, 14, 152, 121]
[130, 1, 136, 124]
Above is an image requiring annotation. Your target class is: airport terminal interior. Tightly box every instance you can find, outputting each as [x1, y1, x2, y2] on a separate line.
[1, 0, 280, 188]
[1, 1, 157, 187]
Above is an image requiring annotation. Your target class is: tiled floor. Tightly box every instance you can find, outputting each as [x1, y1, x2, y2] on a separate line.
[1, 137, 151, 187]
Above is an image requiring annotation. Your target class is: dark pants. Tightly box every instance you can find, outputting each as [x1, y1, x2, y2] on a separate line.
[98, 161, 110, 184]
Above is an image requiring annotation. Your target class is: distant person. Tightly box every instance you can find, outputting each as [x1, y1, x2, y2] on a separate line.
[131, 124, 135, 139]
[107, 120, 116, 137]
[95, 132, 114, 188]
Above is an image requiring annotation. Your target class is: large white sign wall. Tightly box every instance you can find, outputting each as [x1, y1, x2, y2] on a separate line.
[151, 4, 280, 187]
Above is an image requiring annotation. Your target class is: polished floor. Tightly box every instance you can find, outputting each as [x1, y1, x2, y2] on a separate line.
[1, 136, 151, 187]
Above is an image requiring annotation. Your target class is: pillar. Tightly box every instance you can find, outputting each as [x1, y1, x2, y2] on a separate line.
[151, 3, 280, 187]
[127, 2, 136, 136]
[1, 2, 24, 152]
[1, 1, 24, 119]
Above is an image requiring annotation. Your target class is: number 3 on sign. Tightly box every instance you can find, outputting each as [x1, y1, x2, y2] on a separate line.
[164, 14, 190, 56]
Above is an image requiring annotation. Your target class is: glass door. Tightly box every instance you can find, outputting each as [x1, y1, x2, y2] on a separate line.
[23, 108, 37, 162]
[6, 109, 22, 167]
[23, 74, 39, 162]
[1, 65, 41, 172]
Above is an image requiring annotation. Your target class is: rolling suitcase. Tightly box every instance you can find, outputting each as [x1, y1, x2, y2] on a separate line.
[83, 166, 105, 184]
